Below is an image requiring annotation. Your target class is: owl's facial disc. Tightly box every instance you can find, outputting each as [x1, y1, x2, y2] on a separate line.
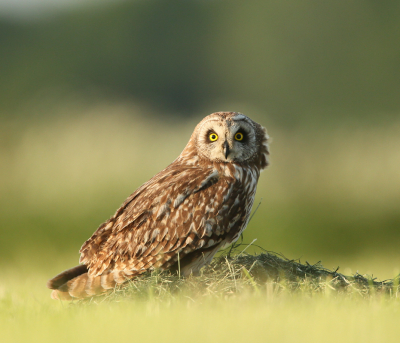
[197, 116, 258, 163]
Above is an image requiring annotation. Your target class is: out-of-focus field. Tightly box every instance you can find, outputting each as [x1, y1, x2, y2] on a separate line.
[1, 103, 400, 280]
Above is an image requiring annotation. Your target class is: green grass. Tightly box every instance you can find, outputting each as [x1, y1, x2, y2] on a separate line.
[2, 251, 400, 343]
[4, 292, 399, 343]
[94, 250, 400, 303]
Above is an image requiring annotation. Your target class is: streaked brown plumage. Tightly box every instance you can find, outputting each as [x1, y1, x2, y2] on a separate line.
[47, 112, 269, 300]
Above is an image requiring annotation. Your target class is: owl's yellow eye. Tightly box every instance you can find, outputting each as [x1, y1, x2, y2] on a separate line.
[235, 132, 244, 141]
[209, 133, 218, 141]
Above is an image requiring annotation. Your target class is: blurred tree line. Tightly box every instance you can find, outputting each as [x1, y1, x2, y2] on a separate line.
[1, 0, 399, 125]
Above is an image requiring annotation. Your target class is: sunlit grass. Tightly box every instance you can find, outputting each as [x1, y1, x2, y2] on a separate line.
[84, 250, 400, 303]
[2, 252, 400, 343]
[4, 290, 400, 343]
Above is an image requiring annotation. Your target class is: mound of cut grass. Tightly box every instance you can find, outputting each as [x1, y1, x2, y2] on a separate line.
[79, 247, 400, 304]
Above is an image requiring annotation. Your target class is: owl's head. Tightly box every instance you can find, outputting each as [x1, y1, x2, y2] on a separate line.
[190, 112, 269, 169]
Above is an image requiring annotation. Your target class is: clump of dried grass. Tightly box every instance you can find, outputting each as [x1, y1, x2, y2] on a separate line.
[80, 246, 400, 304]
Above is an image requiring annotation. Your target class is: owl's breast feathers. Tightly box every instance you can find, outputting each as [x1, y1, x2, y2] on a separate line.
[79, 160, 259, 280]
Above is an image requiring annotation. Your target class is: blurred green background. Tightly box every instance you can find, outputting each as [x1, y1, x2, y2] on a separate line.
[1, 0, 399, 280]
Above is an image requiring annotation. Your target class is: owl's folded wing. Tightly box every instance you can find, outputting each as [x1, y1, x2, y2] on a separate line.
[78, 162, 247, 279]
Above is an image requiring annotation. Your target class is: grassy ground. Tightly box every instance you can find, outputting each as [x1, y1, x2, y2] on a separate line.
[2, 250, 400, 343]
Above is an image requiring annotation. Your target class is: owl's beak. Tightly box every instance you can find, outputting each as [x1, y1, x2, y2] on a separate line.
[223, 140, 230, 159]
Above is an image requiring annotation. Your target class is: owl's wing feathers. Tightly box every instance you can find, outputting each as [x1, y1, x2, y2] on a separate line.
[79, 163, 248, 283]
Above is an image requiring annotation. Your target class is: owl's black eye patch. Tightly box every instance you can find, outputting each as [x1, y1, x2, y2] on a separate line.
[234, 132, 244, 141]
[234, 129, 250, 143]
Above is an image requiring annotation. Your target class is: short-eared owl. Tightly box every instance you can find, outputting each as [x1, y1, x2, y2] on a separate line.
[47, 112, 269, 299]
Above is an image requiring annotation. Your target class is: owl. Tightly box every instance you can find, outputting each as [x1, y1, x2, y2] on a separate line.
[47, 112, 269, 300]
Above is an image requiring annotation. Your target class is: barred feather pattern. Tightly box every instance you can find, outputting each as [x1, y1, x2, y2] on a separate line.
[47, 112, 269, 300]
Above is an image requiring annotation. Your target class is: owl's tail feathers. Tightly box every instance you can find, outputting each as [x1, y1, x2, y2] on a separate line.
[47, 265, 120, 300]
